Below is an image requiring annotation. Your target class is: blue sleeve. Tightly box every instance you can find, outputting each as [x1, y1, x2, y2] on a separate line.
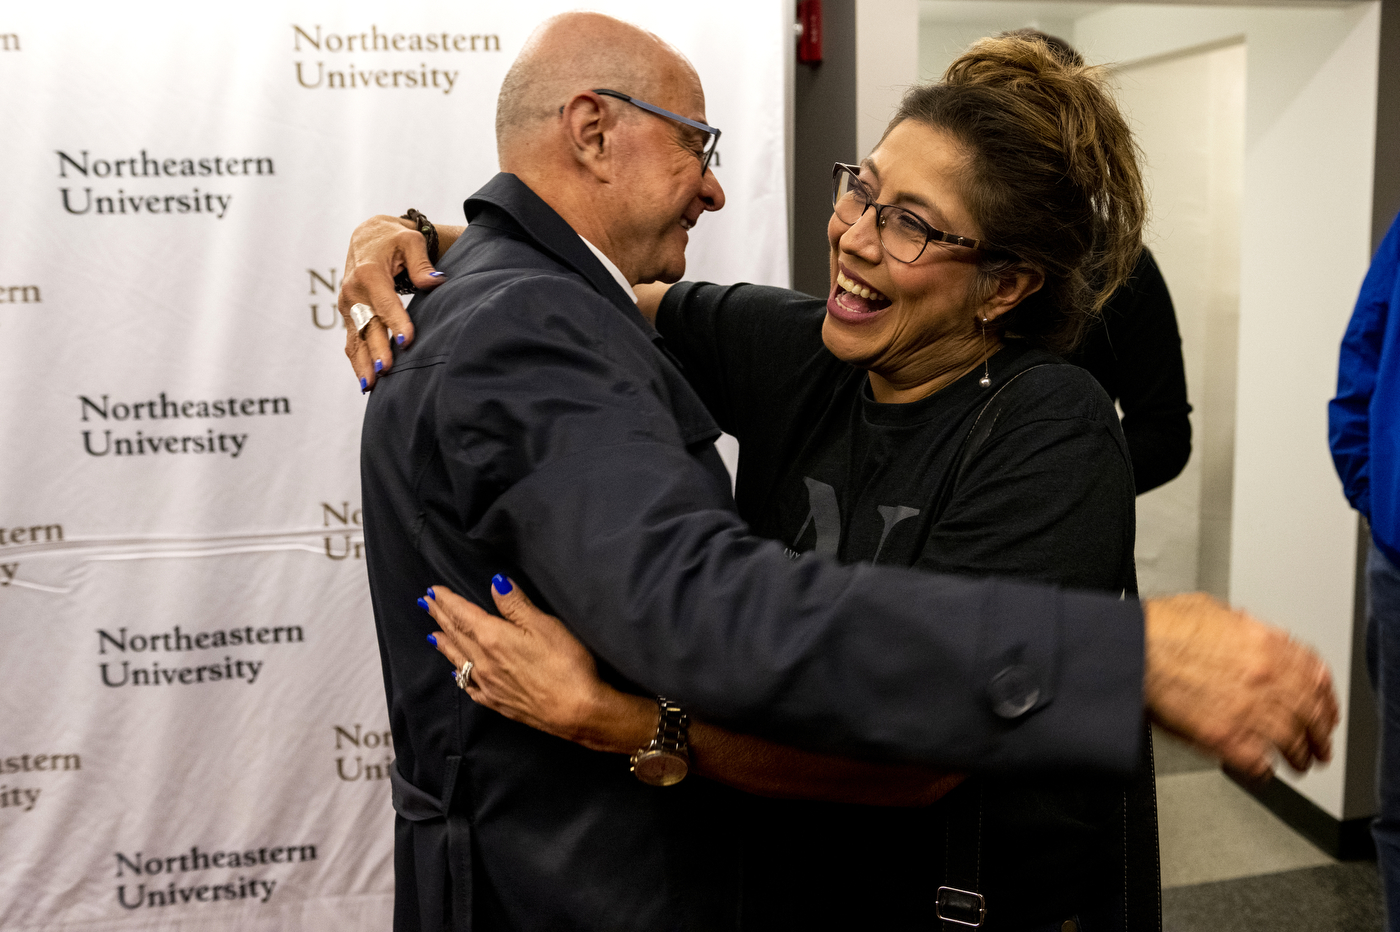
[1330, 214, 1400, 518]
[439, 278, 1146, 773]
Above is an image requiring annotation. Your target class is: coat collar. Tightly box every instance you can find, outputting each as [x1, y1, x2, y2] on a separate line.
[463, 173, 659, 344]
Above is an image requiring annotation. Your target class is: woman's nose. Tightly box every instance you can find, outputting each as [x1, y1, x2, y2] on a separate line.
[840, 205, 882, 260]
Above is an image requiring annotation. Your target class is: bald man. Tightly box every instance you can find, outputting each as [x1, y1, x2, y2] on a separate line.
[347, 13, 1335, 931]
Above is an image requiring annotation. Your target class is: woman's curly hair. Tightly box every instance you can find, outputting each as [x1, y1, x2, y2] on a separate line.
[885, 34, 1145, 353]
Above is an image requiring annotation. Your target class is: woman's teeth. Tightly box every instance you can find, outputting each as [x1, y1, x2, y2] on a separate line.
[837, 271, 886, 302]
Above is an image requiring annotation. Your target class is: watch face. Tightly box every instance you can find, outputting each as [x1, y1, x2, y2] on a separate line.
[633, 750, 689, 786]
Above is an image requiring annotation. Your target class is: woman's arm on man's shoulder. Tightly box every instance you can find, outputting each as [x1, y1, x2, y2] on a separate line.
[336, 215, 465, 389]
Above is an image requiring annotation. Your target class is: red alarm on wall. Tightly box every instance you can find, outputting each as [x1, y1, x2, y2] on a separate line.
[797, 0, 823, 64]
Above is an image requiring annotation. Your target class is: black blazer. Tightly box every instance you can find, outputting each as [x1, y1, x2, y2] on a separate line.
[361, 173, 1147, 931]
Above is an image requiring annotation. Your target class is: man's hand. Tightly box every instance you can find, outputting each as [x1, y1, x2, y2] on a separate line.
[338, 215, 446, 391]
[1143, 593, 1339, 780]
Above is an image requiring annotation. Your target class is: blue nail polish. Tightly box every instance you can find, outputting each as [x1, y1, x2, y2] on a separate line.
[417, 596, 430, 612]
[429, 271, 445, 278]
[396, 333, 406, 345]
[426, 633, 437, 646]
[492, 574, 512, 595]
[359, 377, 368, 392]
[374, 359, 384, 374]
[426, 587, 436, 600]
[451, 670, 459, 682]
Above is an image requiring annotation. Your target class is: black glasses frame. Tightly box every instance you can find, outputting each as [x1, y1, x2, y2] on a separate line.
[594, 88, 722, 176]
[831, 162, 989, 262]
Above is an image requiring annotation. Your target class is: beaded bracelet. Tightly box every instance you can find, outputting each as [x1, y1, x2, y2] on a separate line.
[393, 208, 440, 295]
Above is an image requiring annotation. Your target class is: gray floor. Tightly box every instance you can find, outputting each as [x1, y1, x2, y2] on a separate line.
[1153, 727, 1384, 931]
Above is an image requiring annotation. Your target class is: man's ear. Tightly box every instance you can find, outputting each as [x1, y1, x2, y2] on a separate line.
[561, 92, 615, 182]
[980, 265, 1044, 323]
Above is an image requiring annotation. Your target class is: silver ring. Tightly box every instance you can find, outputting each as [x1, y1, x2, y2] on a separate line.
[455, 660, 474, 692]
[349, 302, 376, 336]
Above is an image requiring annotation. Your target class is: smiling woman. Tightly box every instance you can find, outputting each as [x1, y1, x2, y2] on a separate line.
[822, 121, 1014, 402]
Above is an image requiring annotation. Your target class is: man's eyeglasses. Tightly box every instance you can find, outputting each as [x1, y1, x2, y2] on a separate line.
[594, 88, 721, 176]
[831, 162, 989, 263]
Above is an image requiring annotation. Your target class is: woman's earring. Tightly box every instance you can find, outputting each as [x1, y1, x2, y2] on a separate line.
[978, 318, 992, 388]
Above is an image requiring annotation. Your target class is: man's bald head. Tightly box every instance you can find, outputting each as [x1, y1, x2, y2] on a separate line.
[495, 12, 699, 164]
[489, 12, 724, 287]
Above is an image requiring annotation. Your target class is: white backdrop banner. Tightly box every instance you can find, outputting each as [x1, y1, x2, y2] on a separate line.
[0, 2, 788, 929]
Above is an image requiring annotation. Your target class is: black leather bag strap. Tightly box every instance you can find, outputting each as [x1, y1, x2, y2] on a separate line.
[936, 363, 1162, 931]
[1122, 726, 1163, 932]
[927, 365, 1055, 528]
[938, 782, 986, 929]
[934, 368, 1053, 930]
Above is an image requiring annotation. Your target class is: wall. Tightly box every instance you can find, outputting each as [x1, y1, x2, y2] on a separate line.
[919, 13, 1076, 81]
[1112, 41, 1246, 601]
[1076, 1, 1381, 821]
[794, 0, 859, 298]
[855, 0, 920, 157]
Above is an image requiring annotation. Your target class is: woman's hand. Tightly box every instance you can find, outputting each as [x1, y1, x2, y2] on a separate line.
[337, 215, 464, 392]
[421, 578, 655, 754]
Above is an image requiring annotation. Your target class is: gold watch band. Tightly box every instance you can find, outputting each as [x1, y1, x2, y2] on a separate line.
[629, 696, 690, 786]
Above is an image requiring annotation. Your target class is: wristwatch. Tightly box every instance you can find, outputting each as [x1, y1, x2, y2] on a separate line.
[630, 697, 690, 786]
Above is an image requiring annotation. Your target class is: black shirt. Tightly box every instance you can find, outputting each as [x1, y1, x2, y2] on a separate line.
[1067, 248, 1192, 494]
[658, 282, 1140, 930]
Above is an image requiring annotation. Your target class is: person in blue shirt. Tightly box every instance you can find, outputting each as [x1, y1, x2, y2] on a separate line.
[1330, 209, 1400, 931]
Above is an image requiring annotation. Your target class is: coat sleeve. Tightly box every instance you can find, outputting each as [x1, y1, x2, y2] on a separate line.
[441, 278, 1146, 773]
[1330, 217, 1400, 519]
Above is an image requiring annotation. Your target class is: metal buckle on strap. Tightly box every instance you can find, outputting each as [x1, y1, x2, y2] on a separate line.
[935, 886, 986, 927]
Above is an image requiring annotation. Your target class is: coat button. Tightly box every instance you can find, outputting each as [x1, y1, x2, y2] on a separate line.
[988, 664, 1040, 719]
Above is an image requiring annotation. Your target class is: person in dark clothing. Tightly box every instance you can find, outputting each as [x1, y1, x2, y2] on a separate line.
[1069, 248, 1193, 493]
[336, 14, 1336, 932]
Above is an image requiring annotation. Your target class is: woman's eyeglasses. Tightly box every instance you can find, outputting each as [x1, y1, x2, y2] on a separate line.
[831, 162, 990, 263]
